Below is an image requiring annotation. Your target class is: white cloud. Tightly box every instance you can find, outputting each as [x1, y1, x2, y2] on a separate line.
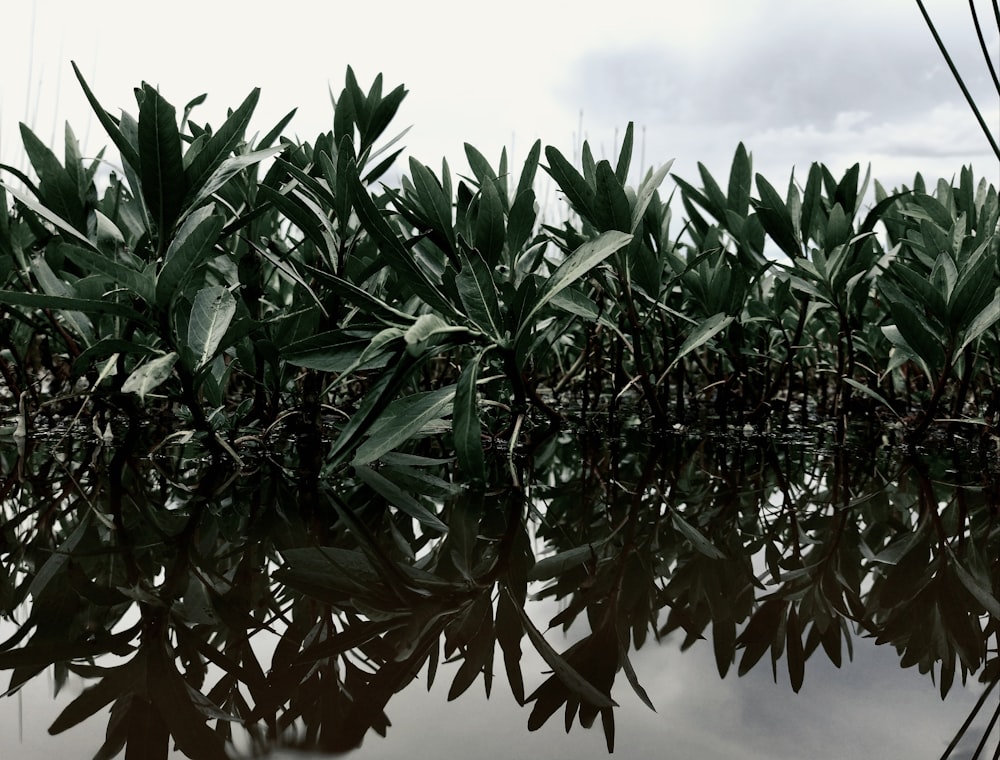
[1, 0, 995, 198]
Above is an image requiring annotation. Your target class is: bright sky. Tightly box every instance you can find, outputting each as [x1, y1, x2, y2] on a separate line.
[1, 0, 998, 201]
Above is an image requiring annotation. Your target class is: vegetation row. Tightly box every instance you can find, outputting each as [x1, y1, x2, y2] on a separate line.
[1, 65, 998, 479]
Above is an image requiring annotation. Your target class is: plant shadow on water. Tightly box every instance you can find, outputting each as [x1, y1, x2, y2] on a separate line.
[0, 418, 998, 759]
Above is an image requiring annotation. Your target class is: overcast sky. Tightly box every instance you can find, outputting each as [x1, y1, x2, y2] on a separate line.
[1, 0, 998, 206]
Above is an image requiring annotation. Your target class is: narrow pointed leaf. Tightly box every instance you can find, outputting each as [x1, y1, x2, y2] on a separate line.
[474, 178, 506, 265]
[184, 88, 260, 197]
[753, 173, 801, 258]
[353, 385, 457, 465]
[354, 464, 448, 531]
[457, 252, 504, 339]
[727, 143, 752, 217]
[631, 160, 673, 233]
[615, 122, 634, 184]
[5, 184, 96, 250]
[594, 160, 631, 233]
[672, 513, 726, 559]
[155, 206, 223, 308]
[957, 292, 1000, 354]
[183, 145, 285, 216]
[515, 230, 632, 344]
[453, 351, 486, 482]
[505, 587, 617, 708]
[667, 313, 734, 371]
[348, 161, 457, 316]
[543, 146, 596, 221]
[137, 84, 186, 241]
[71, 61, 141, 172]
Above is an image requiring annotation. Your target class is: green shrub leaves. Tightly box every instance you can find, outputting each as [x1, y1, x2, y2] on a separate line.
[0, 65, 996, 469]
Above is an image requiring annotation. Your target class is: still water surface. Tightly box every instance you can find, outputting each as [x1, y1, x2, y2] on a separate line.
[0, 621, 990, 759]
[1, 425, 997, 758]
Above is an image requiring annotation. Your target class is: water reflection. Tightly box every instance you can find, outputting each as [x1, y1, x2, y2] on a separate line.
[0, 424, 997, 757]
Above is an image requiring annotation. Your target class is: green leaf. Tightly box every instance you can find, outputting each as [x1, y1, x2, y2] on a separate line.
[453, 350, 486, 482]
[121, 352, 179, 400]
[61, 244, 155, 304]
[697, 162, 729, 220]
[71, 61, 141, 172]
[253, 240, 329, 319]
[408, 158, 456, 257]
[403, 313, 471, 356]
[949, 239, 998, 330]
[348, 161, 457, 316]
[183, 88, 259, 201]
[785, 605, 804, 692]
[887, 300, 945, 376]
[187, 286, 236, 371]
[727, 143, 752, 217]
[26, 513, 90, 601]
[49, 662, 138, 735]
[5, 184, 96, 251]
[824, 203, 850, 249]
[667, 312, 734, 371]
[841, 378, 901, 421]
[182, 145, 285, 217]
[137, 84, 187, 243]
[155, 205, 223, 308]
[354, 464, 448, 531]
[474, 178, 506, 265]
[594, 160, 631, 233]
[515, 140, 542, 199]
[671, 513, 725, 559]
[543, 146, 596, 222]
[464, 143, 499, 186]
[737, 599, 787, 676]
[957, 292, 1000, 355]
[507, 188, 537, 255]
[799, 163, 823, 243]
[299, 260, 412, 325]
[548, 286, 601, 321]
[615, 122, 634, 184]
[514, 230, 632, 346]
[631, 161, 673, 233]
[364, 82, 408, 155]
[0, 289, 151, 325]
[353, 385, 457, 465]
[448, 605, 495, 700]
[946, 547, 1000, 619]
[457, 252, 504, 339]
[753, 173, 801, 258]
[282, 331, 384, 373]
[146, 643, 229, 760]
[504, 587, 617, 709]
[528, 545, 596, 581]
[19, 123, 85, 232]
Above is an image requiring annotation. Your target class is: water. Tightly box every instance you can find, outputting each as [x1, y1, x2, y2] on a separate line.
[0, 425, 997, 758]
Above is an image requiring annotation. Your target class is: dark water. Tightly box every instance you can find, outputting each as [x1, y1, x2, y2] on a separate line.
[1, 422, 998, 758]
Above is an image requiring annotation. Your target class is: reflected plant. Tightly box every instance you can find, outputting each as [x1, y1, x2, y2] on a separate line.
[2, 419, 1000, 756]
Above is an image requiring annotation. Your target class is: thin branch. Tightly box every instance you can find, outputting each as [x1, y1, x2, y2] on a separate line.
[914, 0, 1000, 162]
[969, 0, 1000, 95]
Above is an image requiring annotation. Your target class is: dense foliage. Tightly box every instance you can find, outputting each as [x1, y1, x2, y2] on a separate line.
[0, 58, 998, 759]
[0, 66, 997, 480]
